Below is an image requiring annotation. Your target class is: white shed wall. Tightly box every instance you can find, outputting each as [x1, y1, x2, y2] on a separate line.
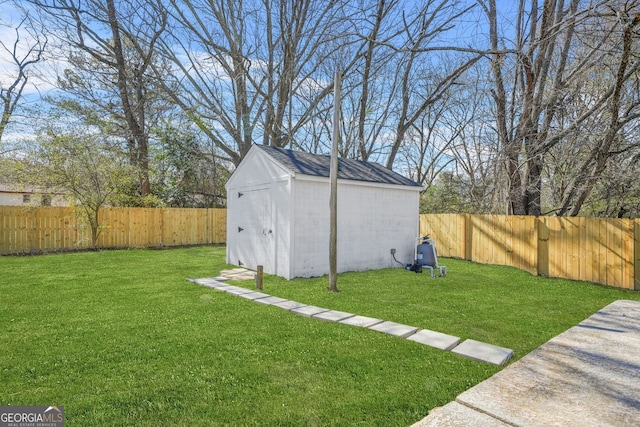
[290, 179, 330, 278]
[291, 177, 419, 278]
[226, 149, 293, 278]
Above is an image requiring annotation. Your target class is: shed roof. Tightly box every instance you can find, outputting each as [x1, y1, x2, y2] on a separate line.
[256, 145, 421, 187]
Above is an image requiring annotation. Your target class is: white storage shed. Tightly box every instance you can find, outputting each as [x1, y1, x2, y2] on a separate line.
[226, 145, 422, 279]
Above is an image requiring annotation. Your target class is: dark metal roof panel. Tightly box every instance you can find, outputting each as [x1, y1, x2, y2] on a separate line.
[256, 145, 421, 187]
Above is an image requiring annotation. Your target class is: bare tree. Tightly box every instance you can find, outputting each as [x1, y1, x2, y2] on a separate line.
[398, 103, 456, 186]
[18, 0, 640, 219]
[318, 0, 484, 168]
[0, 10, 46, 146]
[28, 0, 167, 197]
[557, 3, 640, 215]
[385, 0, 482, 170]
[479, 0, 575, 215]
[152, 0, 351, 166]
[402, 65, 507, 214]
[479, 0, 640, 216]
[261, 0, 345, 150]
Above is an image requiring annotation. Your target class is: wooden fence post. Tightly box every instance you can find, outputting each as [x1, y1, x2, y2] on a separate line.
[635, 220, 640, 290]
[256, 265, 264, 290]
[537, 217, 549, 277]
[464, 213, 472, 261]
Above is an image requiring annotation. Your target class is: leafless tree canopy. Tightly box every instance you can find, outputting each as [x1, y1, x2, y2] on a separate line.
[2, 0, 640, 216]
[0, 10, 46, 146]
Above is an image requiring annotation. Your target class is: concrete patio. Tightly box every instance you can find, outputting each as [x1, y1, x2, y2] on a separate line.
[413, 299, 640, 426]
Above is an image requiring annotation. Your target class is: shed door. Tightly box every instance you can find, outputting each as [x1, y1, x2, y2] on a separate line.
[234, 187, 275, 273]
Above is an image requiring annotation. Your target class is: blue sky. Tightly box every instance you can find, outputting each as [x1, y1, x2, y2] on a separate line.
[0, 0, 525, 146]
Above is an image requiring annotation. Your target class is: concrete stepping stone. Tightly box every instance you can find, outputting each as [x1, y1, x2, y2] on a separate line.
[271, 300, 308, 311]
[450, 339, 513, 366]
[192, 278, 217, 285]
[220, 268, 252, 275]
[193, 281, 229, 290]
[290, 305, 331, 317]
[191, 278, 232, 289]
[253, 296, 289, 305]
[208, 285, 236, 291]
[208, 282, 235, 289]
[223, 287, 255, 295]
[187, 277, 216, 283]
[368, 321, 419, 338]
[407, 329, 461, 351]
[236, 291, 271, 301]
[312, 310, 355, 322]
[339, 315, 384, 328]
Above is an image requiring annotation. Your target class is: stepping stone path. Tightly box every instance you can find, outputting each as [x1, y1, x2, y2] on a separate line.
[187, 276, 514, 366]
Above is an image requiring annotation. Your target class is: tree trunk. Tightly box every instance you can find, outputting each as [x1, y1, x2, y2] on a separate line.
[106, 0, 151, 196]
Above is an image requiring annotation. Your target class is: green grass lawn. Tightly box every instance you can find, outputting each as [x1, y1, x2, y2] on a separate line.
[1, 246, 639, 426]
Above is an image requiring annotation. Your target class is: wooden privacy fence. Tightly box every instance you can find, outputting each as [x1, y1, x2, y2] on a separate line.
[2, 207, 639, 290]
[0, 206, 226, 254]
[419, 214, 640, 290]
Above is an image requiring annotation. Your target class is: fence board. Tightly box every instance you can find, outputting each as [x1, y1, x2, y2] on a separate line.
[537, 217, 549, 277]
[419, 213, 464, 258]
[1, 206, 226, 254]
[547, 217, 563, 278]
[210, 209, 226, 244]
[595, 219, 608, 286]
[607, 220, 618, 287]
[418, 213, 637, 290]
[163, 209, 176, 246]
[622, 220, 634, 289]
[504, 215, 514, 268]
[635, 220, 640, 290]
[582, 217, 593, 283]
[479, 215, 491, 264]
[510, 216, 536, 274]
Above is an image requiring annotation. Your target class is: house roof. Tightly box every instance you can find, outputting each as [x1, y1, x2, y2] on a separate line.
[256, 145, 422, 187]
